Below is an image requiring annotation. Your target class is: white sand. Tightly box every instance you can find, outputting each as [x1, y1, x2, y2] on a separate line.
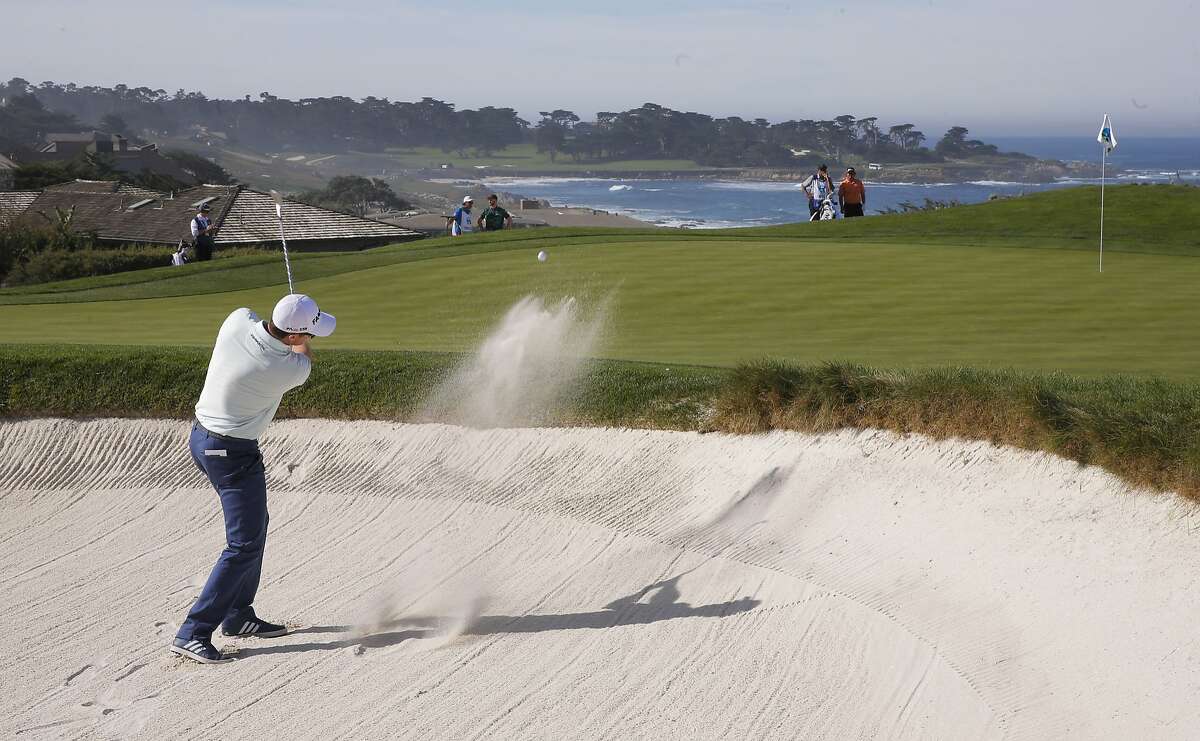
[2, 418, 1199, 739]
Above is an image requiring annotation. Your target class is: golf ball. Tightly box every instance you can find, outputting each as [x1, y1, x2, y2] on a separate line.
[537, 250, 548, 262]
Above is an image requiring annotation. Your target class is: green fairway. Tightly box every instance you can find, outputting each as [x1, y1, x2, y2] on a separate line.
[1, 236, 1199, 376]
[1, 185, 1198, 377]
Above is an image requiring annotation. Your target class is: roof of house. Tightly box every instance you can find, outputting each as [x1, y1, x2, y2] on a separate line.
[0, 191, 38, 226]
[42, 180, 164, 199]
[13, 189, 198, 244]
[43, 131, 125, 144]
[207, 186, 420, 244]
[4, 181, 422, 247]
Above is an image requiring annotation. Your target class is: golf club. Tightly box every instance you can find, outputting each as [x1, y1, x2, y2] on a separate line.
[270, 189, 296, 294]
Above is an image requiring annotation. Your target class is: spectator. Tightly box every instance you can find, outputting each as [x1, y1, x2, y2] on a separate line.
[838, 167, 866, 218]
[476, 194, 513, 232]
[191, 203, 215, 261]
[450, 196, 475, 236]
[801, 164, 836, 220]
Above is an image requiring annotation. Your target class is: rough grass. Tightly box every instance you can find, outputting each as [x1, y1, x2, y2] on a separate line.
[712, 361, 1200, 498]
[0, 344, 725, 431]
[3, 345, 1200, 500]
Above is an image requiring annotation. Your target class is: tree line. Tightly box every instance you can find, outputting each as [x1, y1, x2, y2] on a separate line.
[2, 78, 1028, 169]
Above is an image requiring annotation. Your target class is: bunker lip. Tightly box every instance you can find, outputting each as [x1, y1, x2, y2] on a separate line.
[2, 417, 1199, 739]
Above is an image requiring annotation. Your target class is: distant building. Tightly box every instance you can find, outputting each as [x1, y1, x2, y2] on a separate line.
[868, 163, 883, 171]
[0, 180, 424, 250]
[16, 131, 196, 184]
[0, 153, 16, 190]
[38, 131, 132, 156]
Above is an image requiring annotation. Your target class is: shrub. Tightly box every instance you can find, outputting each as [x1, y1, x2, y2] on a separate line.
[5, 246, 176, 285]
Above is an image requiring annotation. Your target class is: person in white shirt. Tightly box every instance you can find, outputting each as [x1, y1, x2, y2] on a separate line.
[170, 293, 336, 664]
[450, 196, 475, 236]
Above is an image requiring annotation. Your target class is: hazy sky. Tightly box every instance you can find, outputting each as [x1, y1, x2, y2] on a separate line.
[3, 0, 1198, 136]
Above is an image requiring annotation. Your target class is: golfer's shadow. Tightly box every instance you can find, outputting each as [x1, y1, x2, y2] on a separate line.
[236, 574, 759, 658]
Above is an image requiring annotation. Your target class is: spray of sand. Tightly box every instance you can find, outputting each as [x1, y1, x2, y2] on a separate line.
[422, 295, 606, 428]
[352, 575, 490, 653]
[351, 296, 605, 649]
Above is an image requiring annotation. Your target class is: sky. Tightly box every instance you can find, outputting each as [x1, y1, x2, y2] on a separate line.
[2, 0, 1198, 137]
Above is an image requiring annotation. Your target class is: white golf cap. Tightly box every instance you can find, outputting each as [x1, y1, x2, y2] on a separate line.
[271, 293, 336, 337]
[462, 196, 474, 203]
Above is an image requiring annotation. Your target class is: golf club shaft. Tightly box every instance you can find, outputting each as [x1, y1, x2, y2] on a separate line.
[276, 209, 295, 294]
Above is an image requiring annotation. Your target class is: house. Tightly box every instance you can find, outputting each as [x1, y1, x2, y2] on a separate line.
[17, 132, 196, 184]
[38, 131, 131, 156]
[1, 180, 423, 250]
[0, 153, 17, 190]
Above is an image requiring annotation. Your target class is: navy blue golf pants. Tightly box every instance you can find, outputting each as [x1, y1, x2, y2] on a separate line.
[176, 423, 269, 641]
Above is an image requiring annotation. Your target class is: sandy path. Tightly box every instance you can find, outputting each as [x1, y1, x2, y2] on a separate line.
[1, 419, 1198, 739]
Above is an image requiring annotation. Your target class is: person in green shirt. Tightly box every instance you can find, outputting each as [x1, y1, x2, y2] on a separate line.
[476, 194, 514, 231]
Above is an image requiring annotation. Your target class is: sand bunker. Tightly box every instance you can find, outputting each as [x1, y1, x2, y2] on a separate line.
[3, 418, 1199, 739]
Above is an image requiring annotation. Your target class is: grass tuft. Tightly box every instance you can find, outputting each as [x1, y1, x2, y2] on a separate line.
[711, 361, 1200, 498]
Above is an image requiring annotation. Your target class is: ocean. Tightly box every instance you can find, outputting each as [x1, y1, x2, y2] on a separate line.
[472, 137, 1198, 228]
[985, 136, 1200, 172]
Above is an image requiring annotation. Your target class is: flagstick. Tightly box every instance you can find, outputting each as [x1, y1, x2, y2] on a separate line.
[1099, 146, 1106, 273]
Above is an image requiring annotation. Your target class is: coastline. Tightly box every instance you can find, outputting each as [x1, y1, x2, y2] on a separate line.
[407, 156, 1102, 186]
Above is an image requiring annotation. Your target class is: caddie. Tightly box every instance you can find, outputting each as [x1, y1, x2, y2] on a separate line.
[171, 293, 335, 664]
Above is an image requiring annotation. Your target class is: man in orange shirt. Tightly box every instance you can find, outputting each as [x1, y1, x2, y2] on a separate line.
[838, 168, 866, 218]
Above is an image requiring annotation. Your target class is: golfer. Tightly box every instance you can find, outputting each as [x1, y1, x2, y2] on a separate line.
[838, 167, 866, 218]
[171, 293, 336, 664]
[476, 194, 513, 231]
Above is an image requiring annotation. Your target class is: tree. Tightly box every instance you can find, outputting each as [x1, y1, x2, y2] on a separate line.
[297, 175, 411, 216]
[888, 123, 915, 150]
[162, 150, 235, 184]
[0, 92, 82, 150]
[935, 126, 999, 157]
[99, 113, 128, 134]
[534, 109, 579, 162]
[856, 117, 881, 148]
[936, 126, 970, 155]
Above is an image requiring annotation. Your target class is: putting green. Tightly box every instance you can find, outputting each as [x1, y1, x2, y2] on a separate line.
[2, 238, 1198, 376]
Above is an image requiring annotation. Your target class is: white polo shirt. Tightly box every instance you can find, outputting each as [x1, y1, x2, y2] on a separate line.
[195, 308, 311, 440]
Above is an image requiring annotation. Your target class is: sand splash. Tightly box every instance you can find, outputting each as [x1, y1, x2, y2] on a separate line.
[422, 295, 605, 427]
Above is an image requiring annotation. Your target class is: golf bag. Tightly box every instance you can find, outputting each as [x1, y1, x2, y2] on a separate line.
[811, 195, 837, 222]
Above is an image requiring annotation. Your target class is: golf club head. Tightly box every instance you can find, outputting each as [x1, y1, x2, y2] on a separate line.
[270, 189, 284, 205]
